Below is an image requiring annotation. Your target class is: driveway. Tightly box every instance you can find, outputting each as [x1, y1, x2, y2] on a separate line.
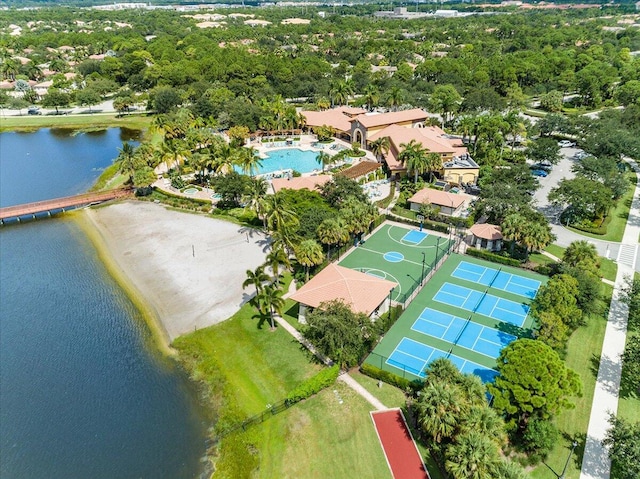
[533, 148, 640, 271]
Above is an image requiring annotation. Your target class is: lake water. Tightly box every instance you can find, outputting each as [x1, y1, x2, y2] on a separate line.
[0, 129, 209, 479]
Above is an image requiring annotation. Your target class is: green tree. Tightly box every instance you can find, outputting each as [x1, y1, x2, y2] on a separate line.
[41, 88, 70, 113]
[316, 151, 334, 172]
[501, 213, 527, 255]
[489, 339, 582, 431]
[621, 336, 640, 395]
[255, 282, 285, 330]
[526, 137, 561, 165]
[562, 240, 600, 273]
[242, 178, 268, 228]
[305, 299, 380, 368]
[320, 175, 367, 207]
[116, 142, 137, 182]
[429, 85, 462, 128]
[369, 136, 390, 162]
[398, 139, 428, 183]
[602, 415, 640, 479]
[317, 217, 349, 259]
[149, 86, 182, 114]
[539, 90, 564, 112]
[532, 274, 582, 329]
[445, 431, 499, 479]
[243, 266, 270, 299]
[294, 239, 324, 282]
[75, 88, 102, 112]
[548, 177, 613, 224]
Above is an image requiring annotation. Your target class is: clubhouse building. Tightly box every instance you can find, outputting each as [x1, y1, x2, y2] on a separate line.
[301, 107, 478, 186]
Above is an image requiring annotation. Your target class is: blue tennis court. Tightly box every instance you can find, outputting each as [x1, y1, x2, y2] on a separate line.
[411, 308, 517, 358]
[402, 230, 428, 245]
[386, 337, 498, 383]
[452, 261, 541, 299]
[433, 283, 529, 327]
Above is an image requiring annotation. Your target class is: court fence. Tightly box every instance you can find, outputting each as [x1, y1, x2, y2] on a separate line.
[366, 351, 425, 383]
[393, 235, 462, 308]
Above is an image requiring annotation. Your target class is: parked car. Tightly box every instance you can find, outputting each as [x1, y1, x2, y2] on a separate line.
[27, 107, 41, 115]
[573, 150, 589, 160]
[531, 169, 548, 177]
[531, 163, 552, 172]
[558, 140, 576, 148]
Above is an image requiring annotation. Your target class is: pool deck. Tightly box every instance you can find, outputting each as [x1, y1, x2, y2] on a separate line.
[152, 134, 381, 203]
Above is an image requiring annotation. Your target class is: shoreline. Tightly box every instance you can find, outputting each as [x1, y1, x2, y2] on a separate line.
[77, 200, 268, 352]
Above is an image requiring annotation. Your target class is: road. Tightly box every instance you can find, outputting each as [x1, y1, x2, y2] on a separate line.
[533, 147, 640, 272]
[0, 99, 135, 117]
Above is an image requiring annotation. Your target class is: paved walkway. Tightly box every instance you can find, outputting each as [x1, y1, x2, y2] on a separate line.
[579, 159, 639, 479]
[271, 312, 387, 411]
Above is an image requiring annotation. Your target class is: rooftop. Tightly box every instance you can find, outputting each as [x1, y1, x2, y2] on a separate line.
[339, 161, 382, 180]
[470, 223, 503, 241]
[408, 188, 467, 209]
[289, 264, 397, 316]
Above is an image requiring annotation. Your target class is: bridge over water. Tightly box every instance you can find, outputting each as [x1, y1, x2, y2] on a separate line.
[0, 188, 132, 224]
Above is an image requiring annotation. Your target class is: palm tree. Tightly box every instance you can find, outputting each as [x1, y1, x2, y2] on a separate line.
[0, 57, 19, 81]
[522, 222, 554, 259]
[340, 197, 377, 244]
[316, 151, 334, 172]
[264, 194, 299, 237]
[235, 146, 262, 176]
[369, 136, 390, 162]
[415, 382, 462, 444]
[398, 139, 428, 182]
[242, 266, 270, 299]
[562, 240, 599, 269]
[117, 142, 137, 182]
[503, 110, 526, 152]
[329, 79, 353, 107]
[500, 213, 527, 255]
[363, 84, 379, 111]
[256, 283, 285, 330]
[386, 86, 404, 112]
[425, 152, 442, 182]
[445, 431, 499, 479]
[458, 405, 507, 446]
[294, 239, 325, 282]
[243, 178, 268, 228]
[317, 217, 350, 260]
[265, 245, 291, 282]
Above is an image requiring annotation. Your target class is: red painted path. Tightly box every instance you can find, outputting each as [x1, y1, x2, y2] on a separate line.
[371, 409, 429, 479]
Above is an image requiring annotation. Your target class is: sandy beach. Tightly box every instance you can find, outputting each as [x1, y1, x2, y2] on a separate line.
[83, 201, 268, 343]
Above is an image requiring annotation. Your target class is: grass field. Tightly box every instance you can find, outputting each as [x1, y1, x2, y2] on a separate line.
[174, 299, 392, 478]
[0, 112, 152, 132]
[339, 222, 452, 302]
[530, 283, 612, 479]
[366, 253, 546, 380]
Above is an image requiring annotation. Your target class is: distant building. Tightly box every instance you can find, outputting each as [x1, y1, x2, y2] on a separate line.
[407, 188, 471, 217]
[368, 124, 479, 185]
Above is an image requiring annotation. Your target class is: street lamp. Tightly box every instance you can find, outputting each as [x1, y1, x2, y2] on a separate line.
[545, 441, 579, 479]
[421, 251, 426, 282]
[558, 441, 578, 479]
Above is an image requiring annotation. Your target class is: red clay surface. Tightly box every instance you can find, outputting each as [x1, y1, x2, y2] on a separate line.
[371, 409, 429, 479]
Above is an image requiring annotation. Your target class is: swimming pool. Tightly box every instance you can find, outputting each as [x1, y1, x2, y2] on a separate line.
[257, 148, 320, 175]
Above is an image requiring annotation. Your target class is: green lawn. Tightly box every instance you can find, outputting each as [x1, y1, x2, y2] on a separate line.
[174, 301, 392, 478]
[529, 243, 617, 283]
[530, 283, 612, 479]
[0, 112, 152, 132]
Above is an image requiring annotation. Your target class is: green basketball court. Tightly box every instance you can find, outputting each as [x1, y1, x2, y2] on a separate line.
[338, 222, 453, 302]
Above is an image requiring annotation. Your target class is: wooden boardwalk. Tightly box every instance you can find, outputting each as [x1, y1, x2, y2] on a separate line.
[0, 188, 132, 223]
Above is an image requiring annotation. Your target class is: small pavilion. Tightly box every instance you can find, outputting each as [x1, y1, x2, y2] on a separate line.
[289, 264, 397, 323]
[468, 223, 503, 251]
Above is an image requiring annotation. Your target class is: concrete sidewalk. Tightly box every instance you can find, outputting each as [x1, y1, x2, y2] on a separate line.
[580, 159, 639, 479]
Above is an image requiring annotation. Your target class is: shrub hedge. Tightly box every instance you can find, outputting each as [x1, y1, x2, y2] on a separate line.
[466, 247, 521, 266]
[360, 363, 423, 392]
[285, 364, 340, 405]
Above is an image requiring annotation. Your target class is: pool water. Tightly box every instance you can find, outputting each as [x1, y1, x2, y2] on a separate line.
[258, 149, 320, 175]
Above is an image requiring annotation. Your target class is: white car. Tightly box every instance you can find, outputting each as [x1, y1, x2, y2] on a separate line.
[558, 140, 576, 148]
